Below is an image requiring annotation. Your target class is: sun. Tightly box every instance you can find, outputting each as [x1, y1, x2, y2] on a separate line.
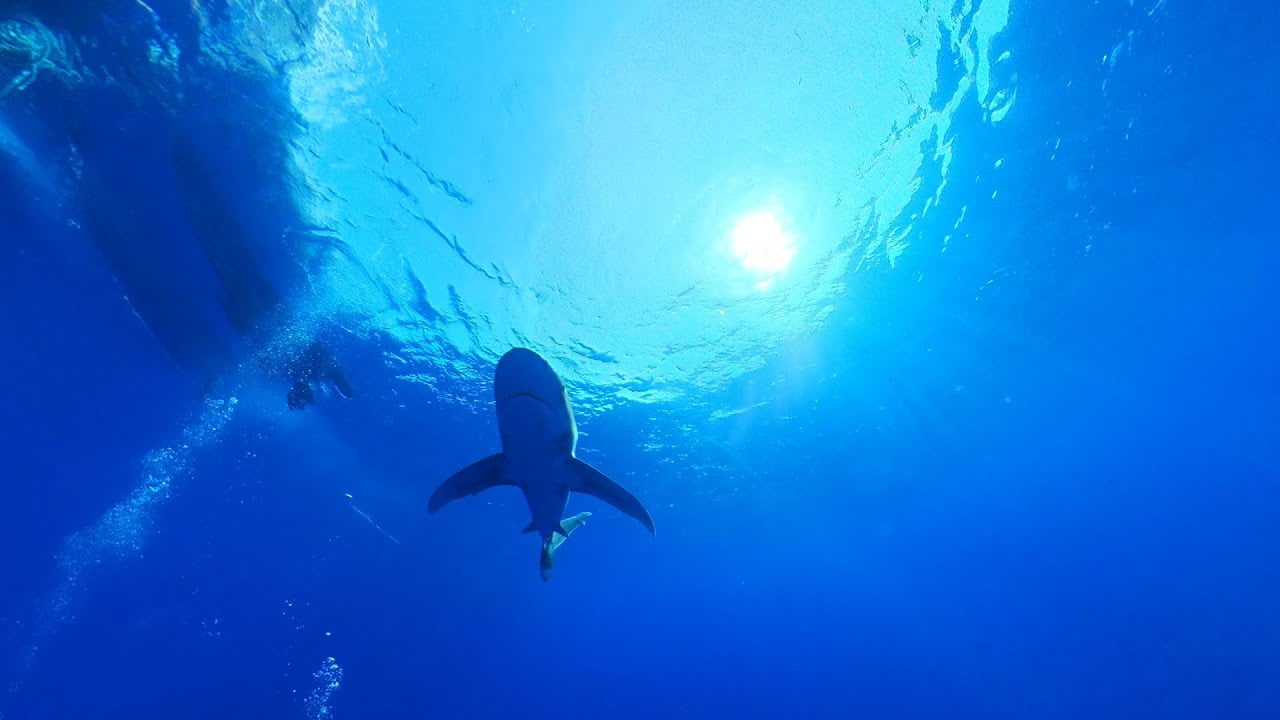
[730, 210, 796, 275]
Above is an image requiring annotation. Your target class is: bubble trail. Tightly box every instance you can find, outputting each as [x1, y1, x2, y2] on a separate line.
[304, 656, 343, 719]
[5, 396, 238, 694]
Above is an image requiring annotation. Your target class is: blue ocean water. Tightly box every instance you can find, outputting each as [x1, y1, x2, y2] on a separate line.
[1, 0, 1277, 717]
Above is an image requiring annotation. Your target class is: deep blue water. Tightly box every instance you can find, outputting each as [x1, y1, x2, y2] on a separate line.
[1, 1, 1277, 718]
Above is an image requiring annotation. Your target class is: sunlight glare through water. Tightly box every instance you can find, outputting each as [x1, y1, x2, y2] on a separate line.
[285, 0, 1016, 403]
[729, 209, 796, 289]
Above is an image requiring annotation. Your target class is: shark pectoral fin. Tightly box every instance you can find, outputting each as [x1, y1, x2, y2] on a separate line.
[428, 453, 509, 514]
[568, 459, 656, 535]
[521, 521, 537, 534]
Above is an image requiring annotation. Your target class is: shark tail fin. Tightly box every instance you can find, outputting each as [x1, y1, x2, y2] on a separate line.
[428, 453, 510, 514]
[567, 458, 656, 535]
[540, 539, 554, 582]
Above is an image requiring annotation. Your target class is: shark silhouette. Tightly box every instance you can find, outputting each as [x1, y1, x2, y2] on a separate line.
[429, 348, 655, 579]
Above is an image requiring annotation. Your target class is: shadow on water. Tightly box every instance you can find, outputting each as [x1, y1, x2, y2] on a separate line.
[0, 2, 357, 705]
[2, 1, 354, 401]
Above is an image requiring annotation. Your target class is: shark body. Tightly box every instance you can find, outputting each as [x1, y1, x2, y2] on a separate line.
[428, 348, 655, 579]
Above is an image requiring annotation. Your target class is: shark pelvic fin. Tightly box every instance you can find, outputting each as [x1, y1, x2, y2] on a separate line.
[428, 453, 510, 514]
[522, 521, 572, 537]
[560, 511, 592, 534]
[567, 458, 656, 535]
[539, 512, 592, 582]
[548, 512, 590, 550]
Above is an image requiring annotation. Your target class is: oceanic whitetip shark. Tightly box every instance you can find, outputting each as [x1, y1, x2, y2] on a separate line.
[429, 348, 655, 580]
